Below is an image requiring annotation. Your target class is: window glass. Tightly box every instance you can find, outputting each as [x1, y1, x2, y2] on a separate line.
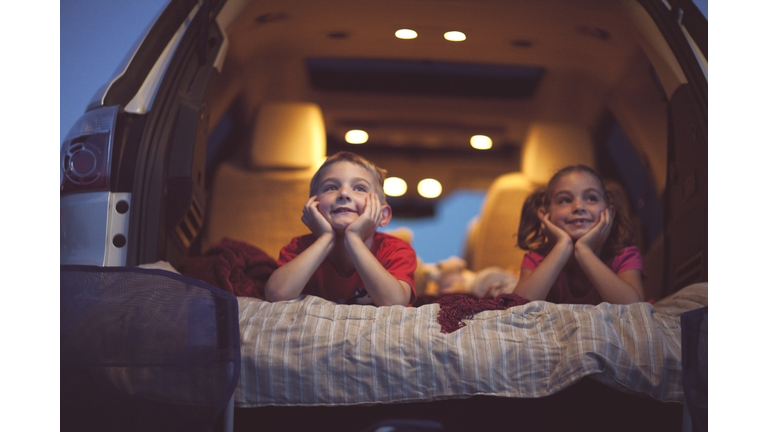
[691, 0, 708, 20]
[598, 119, 664, 251]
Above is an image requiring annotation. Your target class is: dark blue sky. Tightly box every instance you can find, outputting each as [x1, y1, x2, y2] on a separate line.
[61, 0, 168, 143]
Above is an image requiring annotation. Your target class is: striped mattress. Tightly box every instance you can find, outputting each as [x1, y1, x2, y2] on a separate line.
[235, 283, 707, 407]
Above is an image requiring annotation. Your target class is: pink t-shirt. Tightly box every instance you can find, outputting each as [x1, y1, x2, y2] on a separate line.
[277, 232, 417, 305]
[520, 246, 644, 305]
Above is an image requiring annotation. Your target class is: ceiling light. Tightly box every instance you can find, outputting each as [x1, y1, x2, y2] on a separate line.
[418, 178, 442, 198]
[395, 29, 418, 40]
[444, 31, 466, 42]
[345, 129, 368, 144]
[470, 135, 492, 150]
[384, 177, 407, 197]
[577, 25, 610, 40]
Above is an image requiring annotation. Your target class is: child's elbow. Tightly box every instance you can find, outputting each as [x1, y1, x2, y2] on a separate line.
[265, 290, 297, 302]
[376, 297, 410, 307]
[376, 282, 412, 307]
[264, 281, 297, 302]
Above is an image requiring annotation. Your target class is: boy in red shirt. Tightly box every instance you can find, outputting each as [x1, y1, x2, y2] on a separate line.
[265, 152, 417, 306]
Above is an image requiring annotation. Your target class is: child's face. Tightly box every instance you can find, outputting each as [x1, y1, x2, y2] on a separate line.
[314, 161, 383, 232]
[545, 171, 609, 240]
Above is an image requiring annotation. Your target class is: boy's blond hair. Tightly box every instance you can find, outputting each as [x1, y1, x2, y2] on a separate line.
[310, 151, 388, 203]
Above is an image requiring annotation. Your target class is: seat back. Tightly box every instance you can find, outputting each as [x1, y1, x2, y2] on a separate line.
[60, 265, 240, 432]
[467, 173, 534, 274]
[205, 102, 327, 258]
[461, 216, 479, 271]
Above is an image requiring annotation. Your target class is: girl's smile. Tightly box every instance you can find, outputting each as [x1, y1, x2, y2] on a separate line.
[567, 218, 593, 227]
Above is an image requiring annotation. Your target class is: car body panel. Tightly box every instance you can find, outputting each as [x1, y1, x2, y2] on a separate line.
[60, 192, 131, 266]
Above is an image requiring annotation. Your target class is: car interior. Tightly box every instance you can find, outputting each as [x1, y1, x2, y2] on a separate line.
[168, 0, 707, 303]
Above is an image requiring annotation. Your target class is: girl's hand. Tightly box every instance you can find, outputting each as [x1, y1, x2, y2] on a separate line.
[301, 196, 334, 239]
[346, 192, 382, 241]
[538, 210, 573, 248]
[575, 207, 614, 254]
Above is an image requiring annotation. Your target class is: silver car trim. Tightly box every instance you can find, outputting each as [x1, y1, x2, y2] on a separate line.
[104, 192, 132, 266]
[213, 19, 230, 73]
[124, 3, 202, 114]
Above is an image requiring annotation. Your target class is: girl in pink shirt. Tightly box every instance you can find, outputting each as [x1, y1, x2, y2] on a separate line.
[514, 165, 644, 305]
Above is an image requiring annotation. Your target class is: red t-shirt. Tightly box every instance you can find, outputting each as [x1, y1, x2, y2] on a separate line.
[520, 246, 644, 305]
[277, 232, 417, 305]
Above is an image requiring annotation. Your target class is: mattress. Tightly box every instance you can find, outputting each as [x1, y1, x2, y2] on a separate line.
[235, 283, 707, 407]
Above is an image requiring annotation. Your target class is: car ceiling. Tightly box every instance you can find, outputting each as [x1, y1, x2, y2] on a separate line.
[210, 0, 656, 199]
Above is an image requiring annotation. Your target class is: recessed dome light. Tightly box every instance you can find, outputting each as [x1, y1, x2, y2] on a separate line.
[444, 31, 466, 42]
[511, 39, 534, 48]
[470, 135, 492, 150]
[254, 12, 289, 24]
[384, 177, 407, 197]
[577, 25, 610, 40]
[395, 29, 418, 39]
[345, 130, 369, 144]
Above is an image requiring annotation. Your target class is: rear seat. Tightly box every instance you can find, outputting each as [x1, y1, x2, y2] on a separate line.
[205, 102, 326, 259]
[466, 123, 595, 275]
[467, 173, 534, 274]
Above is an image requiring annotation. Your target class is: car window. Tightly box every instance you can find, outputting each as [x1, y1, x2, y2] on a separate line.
[692, 0, 707, 19]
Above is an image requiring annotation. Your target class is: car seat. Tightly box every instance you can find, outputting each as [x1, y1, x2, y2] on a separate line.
[60, 265, 240, 432]
[205, 102, 327, 259]
[467, 172, 534, 274]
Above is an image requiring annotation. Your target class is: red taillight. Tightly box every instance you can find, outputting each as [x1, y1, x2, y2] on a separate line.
[60, 106, 118, 193]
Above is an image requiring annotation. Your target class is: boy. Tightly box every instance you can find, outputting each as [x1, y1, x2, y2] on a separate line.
[265, 152, 417, 306]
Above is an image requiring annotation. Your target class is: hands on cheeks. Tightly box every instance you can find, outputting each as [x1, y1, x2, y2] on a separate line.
[575, 207, 614, 253]
[302, 193, 385, 243]
[346, 192, 384, 241]
[302, 196, 334, 239]
[537, 208, 572, 247]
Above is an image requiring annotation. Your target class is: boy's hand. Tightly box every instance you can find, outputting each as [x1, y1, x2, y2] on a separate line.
[301, 196, 334, 239]
[345, 192, 382, 242]
[575, 207, 614, 254]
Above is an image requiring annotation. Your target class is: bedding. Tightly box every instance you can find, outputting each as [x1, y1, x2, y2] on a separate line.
[235, 282, 707, 408]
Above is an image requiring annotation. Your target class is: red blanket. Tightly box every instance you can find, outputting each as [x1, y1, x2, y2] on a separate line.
[181, 238, 277, 299]
[436, 293, 530, 333]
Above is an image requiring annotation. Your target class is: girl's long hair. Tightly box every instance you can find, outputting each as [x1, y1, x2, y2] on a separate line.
[516, 165, 636, 260]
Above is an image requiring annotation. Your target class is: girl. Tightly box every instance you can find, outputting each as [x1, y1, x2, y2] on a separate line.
[513, 165, 644, 304]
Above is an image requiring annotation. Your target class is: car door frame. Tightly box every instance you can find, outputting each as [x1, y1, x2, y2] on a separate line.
[636, 0, 708, 296]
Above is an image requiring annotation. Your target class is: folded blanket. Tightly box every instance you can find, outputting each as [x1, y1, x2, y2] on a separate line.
[436, 293, 530, 333]
[181, 238, 277, 299]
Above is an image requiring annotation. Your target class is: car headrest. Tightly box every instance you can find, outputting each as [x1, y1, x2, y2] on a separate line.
[521, 122, 595, 185]
[469, 173, 535, 273]
[249, 102, 326, 169]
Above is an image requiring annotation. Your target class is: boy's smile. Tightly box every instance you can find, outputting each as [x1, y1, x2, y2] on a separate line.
[331, 206, 356, 215]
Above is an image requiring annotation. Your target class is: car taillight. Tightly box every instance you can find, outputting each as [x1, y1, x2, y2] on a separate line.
[60, 106, 118, 193]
